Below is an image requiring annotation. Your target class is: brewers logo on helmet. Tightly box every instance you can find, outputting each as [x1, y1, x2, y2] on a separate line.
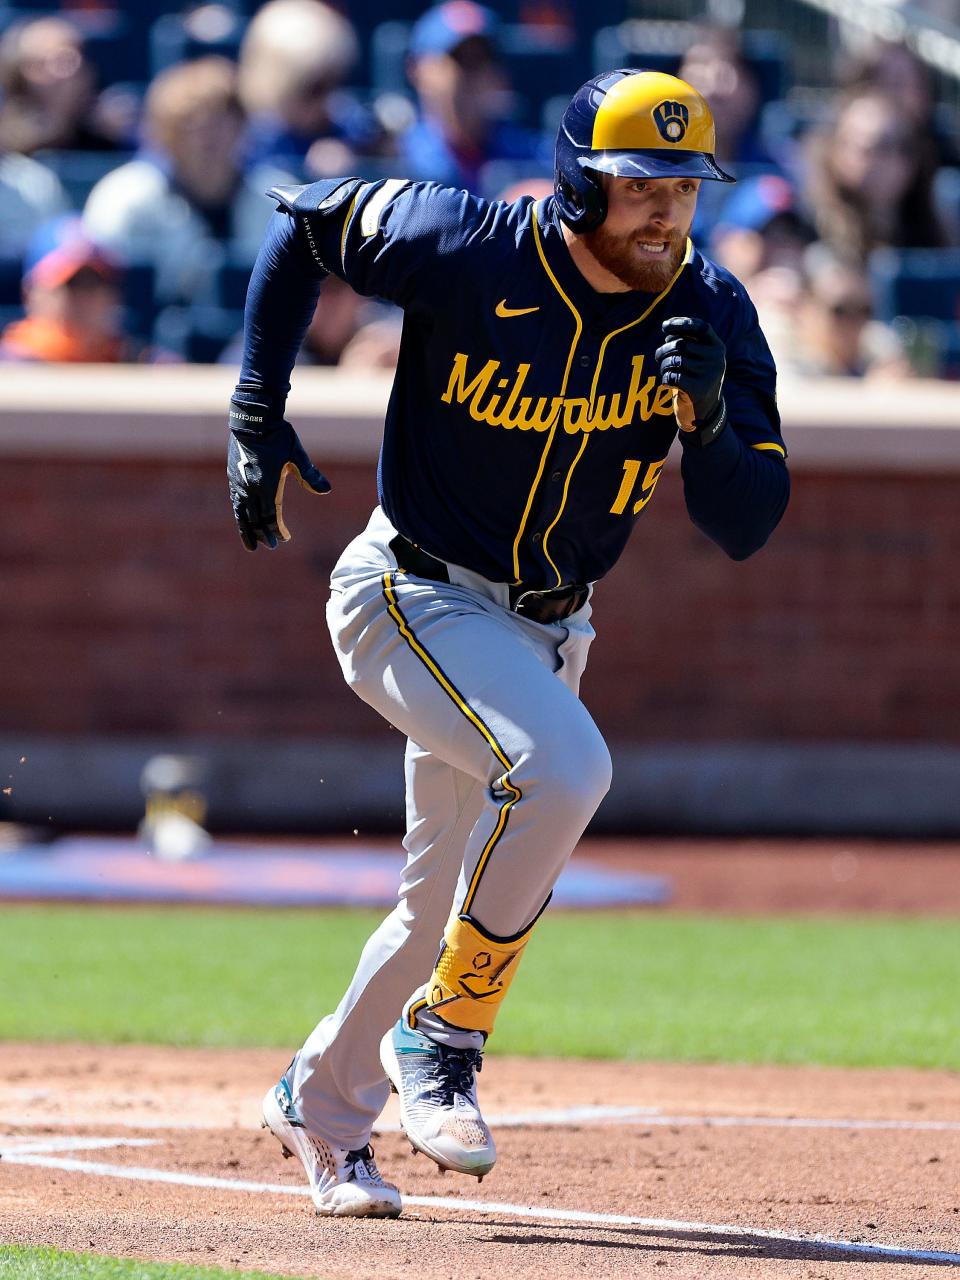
[653, 100, 689, 143]
[555, 68, 736, 233]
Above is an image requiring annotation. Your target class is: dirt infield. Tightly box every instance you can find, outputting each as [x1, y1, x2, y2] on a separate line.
[2, 842, 959, 1278]
[2, 1045, 959, 1278]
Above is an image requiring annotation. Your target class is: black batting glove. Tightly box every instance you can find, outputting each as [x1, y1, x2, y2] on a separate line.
[227, 398, 330, 552]
[655, 317, 728, 448]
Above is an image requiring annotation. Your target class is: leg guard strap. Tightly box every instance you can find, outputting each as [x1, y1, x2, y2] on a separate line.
[419, 913, 534, 1036]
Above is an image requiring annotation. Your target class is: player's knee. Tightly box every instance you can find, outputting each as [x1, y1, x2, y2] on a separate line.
[568, 731, 613, 813]
[531, 723, 612, 819]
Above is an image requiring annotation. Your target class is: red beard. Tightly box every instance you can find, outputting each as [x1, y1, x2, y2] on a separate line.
[579, 224, 687, 292]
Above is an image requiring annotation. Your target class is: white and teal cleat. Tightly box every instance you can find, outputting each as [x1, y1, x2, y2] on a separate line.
[261, 1072, 402, 1218]
[379, 1018, 495, 1180]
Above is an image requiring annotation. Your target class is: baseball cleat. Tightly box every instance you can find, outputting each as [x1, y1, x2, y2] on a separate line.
[380, 1017, 495, 1179]
[261, 1071, 402, 1218]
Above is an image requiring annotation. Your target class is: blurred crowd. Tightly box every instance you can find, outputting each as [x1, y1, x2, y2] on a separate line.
[0, 0, 959, 377]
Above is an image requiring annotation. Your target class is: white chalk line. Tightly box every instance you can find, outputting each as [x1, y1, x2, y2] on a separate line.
[0, 1103, 658, 1135]
[6, 1103, 960, 1135]
[615, 1113, 960, 1133]
[2, 1142, 959, 1267]
[0, 1136, 157, 1155]
[0, 1115, 237, 1132]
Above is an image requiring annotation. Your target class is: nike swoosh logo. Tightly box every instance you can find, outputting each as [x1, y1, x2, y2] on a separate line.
[495, 300, 539, 318]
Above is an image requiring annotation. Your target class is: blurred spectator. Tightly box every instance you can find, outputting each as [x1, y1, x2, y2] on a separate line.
[288, 274, 401, 369]
[498, 176, 553, 204]
[839, 40, 959, 170]
[0, 149, 69, 255]
[238, 0, 379, 178]
[400, 1, 550, 194]
[838, 40, 960, 244]
[0, 17, 124, 155]
[803, 88, 945, 265]
[0, 216, 131, 362]
[678, 25, 779, 240]
[84, 57, 287, 302]
[678, 26, 774, 172]
[710, 174, 815, 284]
[771, 247, 914, 380]
[222, 274, 402, 370]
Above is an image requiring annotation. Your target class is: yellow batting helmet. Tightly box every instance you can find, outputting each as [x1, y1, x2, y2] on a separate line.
[555, 68, 735, 232]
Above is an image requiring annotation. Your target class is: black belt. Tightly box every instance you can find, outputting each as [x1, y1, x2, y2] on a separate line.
[388, 534, 588, 625]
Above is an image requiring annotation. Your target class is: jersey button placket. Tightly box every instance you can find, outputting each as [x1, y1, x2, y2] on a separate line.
[523, 329, 596, 583]
[535, 342, 595, 575]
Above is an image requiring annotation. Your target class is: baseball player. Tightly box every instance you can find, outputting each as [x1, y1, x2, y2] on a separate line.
[229, 70, 789, 1218]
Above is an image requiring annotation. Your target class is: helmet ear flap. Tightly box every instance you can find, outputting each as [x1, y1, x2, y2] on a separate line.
[555, 164, 606, 233]
[554, 80, 610, 233]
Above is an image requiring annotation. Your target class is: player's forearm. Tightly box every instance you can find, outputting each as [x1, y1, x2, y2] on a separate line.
[680, 426, 790, 560]
[234, 211, 324, 413]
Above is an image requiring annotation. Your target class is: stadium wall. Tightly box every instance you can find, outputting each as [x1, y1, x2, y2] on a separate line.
[3, 366, 960, 834]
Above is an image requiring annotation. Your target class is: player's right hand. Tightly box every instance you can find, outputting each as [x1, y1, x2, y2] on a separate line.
[227, 399, 330, 552]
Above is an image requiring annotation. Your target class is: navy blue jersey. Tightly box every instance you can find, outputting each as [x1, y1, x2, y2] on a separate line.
[239, 178, 788, 587]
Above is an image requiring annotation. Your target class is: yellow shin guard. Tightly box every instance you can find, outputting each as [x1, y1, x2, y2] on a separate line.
[418, 913, 534, 1036]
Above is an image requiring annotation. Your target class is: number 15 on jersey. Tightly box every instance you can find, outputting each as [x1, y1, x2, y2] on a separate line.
[609, 458, 666, 517]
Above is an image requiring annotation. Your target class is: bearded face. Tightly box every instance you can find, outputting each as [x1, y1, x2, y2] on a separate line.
[570, 174, 700, 293]
[578, 221, 688, 292]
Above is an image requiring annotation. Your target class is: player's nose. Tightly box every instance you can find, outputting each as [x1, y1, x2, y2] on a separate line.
[643, 212, 677, 239]
[643, 192, 679, 230]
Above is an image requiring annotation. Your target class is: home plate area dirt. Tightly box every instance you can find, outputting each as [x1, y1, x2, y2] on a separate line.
[1, 1045, 959, 1279]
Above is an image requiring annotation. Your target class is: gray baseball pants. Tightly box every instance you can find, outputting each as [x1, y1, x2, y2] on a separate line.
[291, 507, 611, 1150]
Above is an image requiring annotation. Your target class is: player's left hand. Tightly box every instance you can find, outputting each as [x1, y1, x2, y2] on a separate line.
[656, 317, 728, 447]
[227, 400, 330, 551]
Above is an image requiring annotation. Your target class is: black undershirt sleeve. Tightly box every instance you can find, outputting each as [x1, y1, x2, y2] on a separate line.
[234, 210, 324, 413]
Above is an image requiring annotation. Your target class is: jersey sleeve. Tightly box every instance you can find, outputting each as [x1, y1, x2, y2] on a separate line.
[271, 177, 490, 311]
[719, 282, 786, 462]
[234, 177, 489, 410]
[679, 274, 789, 560]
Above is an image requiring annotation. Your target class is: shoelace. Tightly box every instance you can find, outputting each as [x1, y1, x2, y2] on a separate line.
[433, 1046, 483, 1106]
[345, 1144, 384, 1184]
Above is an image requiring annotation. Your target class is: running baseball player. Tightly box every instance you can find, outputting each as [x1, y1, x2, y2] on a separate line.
[229, 70, 789, 1218]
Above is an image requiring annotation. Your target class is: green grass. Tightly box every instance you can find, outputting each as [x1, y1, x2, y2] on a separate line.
[0, 1245, 301, 1279]
[3, 905, 958, 1068]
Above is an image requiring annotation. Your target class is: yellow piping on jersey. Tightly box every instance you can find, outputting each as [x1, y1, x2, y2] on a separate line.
[540, 431, 589, 585]
[381, 572, 522, 917]
[510, 432, 554, 586]
[538, 238, 692, 585]
[510, 207, 584, 585]
[531, 207, 583, 388]
[588, 238, 693, 411]
[751, 441, 786, 458]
